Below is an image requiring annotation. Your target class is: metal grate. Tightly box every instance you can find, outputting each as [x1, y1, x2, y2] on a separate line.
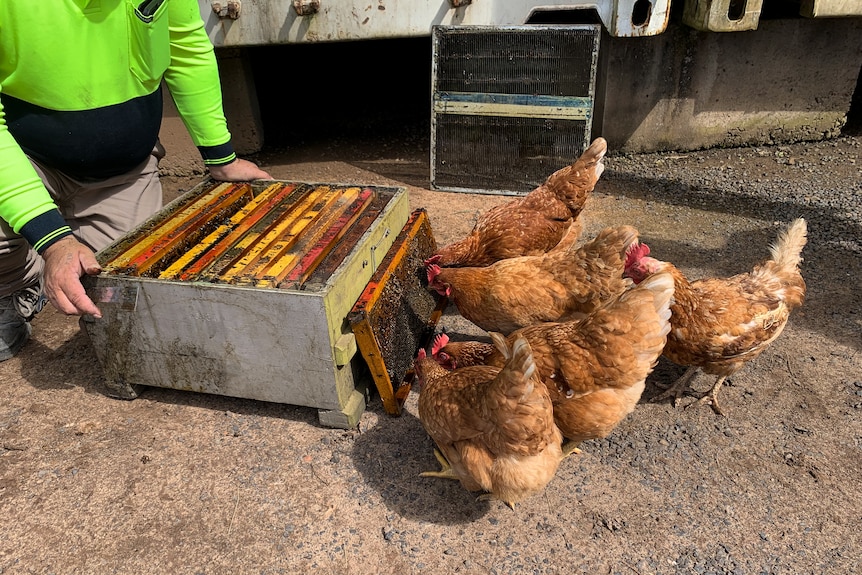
[431, 25, 601, 195]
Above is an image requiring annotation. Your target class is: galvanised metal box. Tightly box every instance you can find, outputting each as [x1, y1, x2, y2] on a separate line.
[81, 179, 410, 429]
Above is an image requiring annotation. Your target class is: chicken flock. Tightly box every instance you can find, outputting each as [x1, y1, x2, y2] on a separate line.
[411, 137, 808, 509]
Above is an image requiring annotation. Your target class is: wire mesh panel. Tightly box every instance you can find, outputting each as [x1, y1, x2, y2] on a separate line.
[431, 25, 601, 195]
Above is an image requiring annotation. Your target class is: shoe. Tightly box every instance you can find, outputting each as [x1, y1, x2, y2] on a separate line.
[0, 281, 45, 361]
[13, 281, 48, 321]
[0, 295, 32, 361]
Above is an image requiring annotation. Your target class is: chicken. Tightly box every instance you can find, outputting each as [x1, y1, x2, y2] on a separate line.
[414, 333, 564, 509]
[623, 218, 807, 415]
[427, 137, 608, 268]
[431, 331, 495, 371]
[431, 272, 675, 452]
[426, 224, 638, 334]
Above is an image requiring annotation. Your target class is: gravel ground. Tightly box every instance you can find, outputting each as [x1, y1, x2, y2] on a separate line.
[1, 131, 860, 574]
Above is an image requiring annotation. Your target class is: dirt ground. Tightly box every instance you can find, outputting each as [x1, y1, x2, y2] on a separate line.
[1, 128, 861, 574]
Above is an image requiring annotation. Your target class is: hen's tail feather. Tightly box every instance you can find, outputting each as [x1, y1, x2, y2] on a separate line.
[494, 336, 552, 455]
[769, 218, 807, 273]
[489, 332, 510, 359]
[574, 137, 608, 168]
[545, 137, 607, 202]
[497, 333, 537, 382]
[486, 333, 556, 457]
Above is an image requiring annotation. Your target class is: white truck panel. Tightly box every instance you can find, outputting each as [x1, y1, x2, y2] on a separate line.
[199, 0, 672, 44]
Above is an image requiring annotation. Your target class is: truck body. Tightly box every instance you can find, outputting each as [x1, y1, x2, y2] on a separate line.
[158, 1, 862, 179]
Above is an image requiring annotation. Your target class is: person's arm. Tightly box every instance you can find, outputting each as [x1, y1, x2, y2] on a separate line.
[0, 88, 102, 317]
[0, 88, 71, 252]
[163, 0, 270, 180]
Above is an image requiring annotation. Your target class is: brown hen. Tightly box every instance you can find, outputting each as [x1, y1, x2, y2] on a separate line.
[432, 272, 675, 452]
[431, 332, 495, 370]
[427, 137, 607, 268]
[426, 224, 638, 334]
[414, 333, 564, 509]
[624, 218, 807, 415]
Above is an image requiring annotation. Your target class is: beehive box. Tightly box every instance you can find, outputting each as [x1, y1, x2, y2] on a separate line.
[81, 179, 410, 429]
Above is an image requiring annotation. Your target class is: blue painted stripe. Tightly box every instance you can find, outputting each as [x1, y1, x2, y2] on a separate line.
[435, 91, 593, 109]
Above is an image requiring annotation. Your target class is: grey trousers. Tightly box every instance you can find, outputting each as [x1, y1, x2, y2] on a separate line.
[0, 143, 165, 298]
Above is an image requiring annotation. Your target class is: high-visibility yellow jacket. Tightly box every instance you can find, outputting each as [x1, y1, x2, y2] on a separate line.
[0, 0, 236, 253]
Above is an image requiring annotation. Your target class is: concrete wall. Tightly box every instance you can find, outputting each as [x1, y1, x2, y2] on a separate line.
[593, 18, 862, 152]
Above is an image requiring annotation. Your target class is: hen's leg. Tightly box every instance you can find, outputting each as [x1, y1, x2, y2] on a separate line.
[561, 441, 582, 458]
[419, 448, 459, 480]
[650, 366, 699, 407]
[477, 493, 516, 510]
[690, 375, 727, 415]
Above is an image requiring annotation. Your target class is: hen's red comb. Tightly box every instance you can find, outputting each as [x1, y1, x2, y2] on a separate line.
[625, 242, 651, 269]
[424, 254, 441, 267]
[431, 333, 449, 356]
[426, 263, 441, 283]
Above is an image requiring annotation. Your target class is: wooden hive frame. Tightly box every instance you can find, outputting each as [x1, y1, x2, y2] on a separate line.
[347, 209, 447, 415]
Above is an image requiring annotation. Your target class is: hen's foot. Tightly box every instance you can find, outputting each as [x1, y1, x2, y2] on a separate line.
[650, 366, 699, 408]
[419, 448, 459, 480]
[649, 381, 691, 407]
[477, 493, 516, 510]
[562, 441, 582, 458]
[689, 393, 724, 415]
[687, 376, 727, 416]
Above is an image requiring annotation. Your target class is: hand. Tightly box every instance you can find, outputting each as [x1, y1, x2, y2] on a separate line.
[41, 236, 103, 318]
[208, 158, 272, 181]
